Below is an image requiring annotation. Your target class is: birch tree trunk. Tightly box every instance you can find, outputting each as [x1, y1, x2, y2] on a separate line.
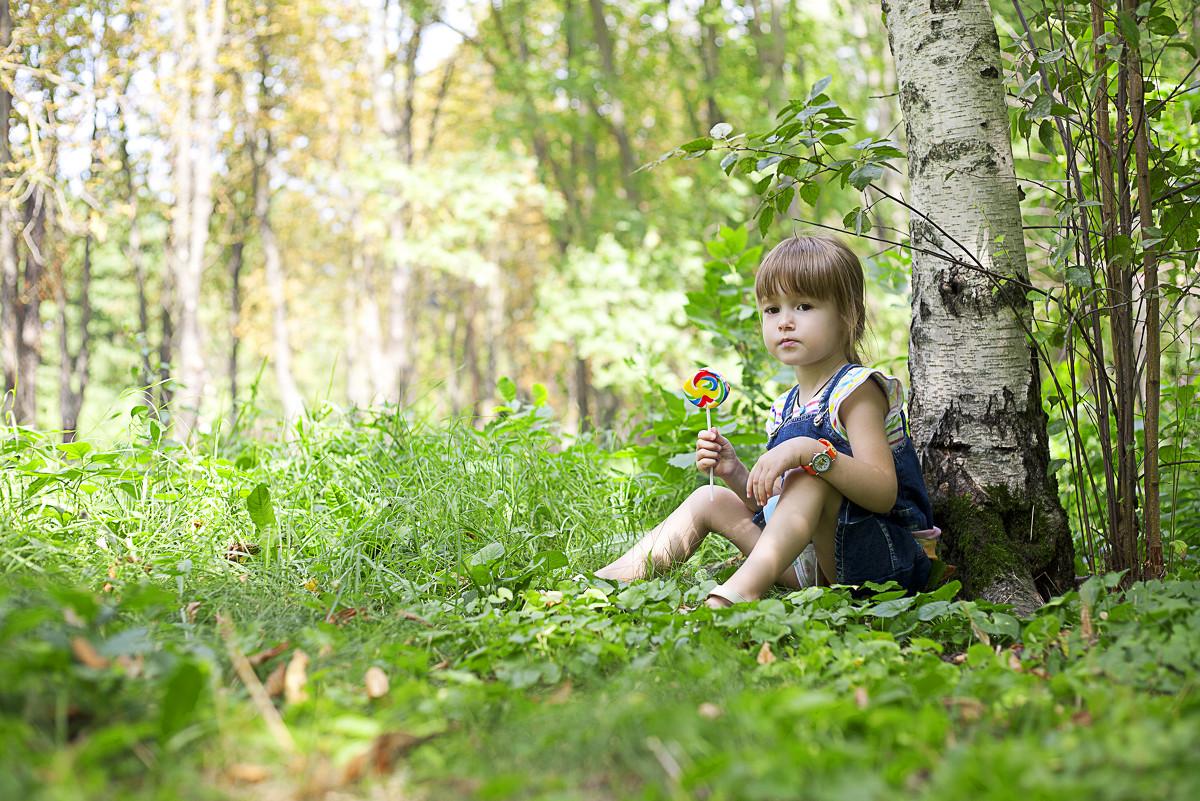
[57, 234, 91, 441]
[883, 0, 1074, 613]
[256, 135, 303, 427]
[169, 0, 226, 442]
[0, 0, 15, 418]
[14, 186, 46, 426]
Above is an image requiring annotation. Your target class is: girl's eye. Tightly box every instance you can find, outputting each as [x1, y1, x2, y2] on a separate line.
[765, 306, 780, 314]
[798, 303, 812, 311]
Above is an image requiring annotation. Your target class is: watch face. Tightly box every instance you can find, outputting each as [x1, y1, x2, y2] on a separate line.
[812, 452, 833, 473]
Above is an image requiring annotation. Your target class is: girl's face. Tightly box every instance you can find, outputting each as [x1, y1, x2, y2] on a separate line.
[760, 292, 847, 374]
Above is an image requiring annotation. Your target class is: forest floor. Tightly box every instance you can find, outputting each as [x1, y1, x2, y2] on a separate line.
[2, 406, 1197, 800]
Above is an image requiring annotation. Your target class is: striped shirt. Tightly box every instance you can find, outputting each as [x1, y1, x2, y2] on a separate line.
[766, 366, 909, 448]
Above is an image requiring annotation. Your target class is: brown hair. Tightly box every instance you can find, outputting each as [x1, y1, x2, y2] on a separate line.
[754, 234, 868, 364]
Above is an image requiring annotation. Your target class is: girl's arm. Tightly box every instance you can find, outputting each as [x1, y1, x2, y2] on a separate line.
[697, 428, 761, 511]
[745, 381, 898, 513]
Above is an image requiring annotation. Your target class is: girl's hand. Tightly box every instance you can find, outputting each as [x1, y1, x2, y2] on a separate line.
[696, 428, 737, 480]
[746, 438, 815, 507]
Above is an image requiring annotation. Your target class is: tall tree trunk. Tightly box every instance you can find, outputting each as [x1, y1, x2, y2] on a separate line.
[15, 186, 47, 426]
[0, 0, 15, 419]
[57, 235, 91, 441]
[586, 0, 640, 205]
[226, 234, 243, 428]
[256, 134, 303, 426]
[171, 0, 227, 442]
[883, 0, 1074, 613]
[1126, 0, 1160, 578]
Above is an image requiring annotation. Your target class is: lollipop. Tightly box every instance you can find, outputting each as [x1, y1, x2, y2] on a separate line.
[684, 368, 731, 499]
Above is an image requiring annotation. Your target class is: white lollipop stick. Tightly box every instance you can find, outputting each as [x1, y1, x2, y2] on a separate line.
[706, 407, 714, 500]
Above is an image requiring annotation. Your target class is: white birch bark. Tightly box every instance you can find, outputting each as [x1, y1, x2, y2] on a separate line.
[170, 0, 226, 442]
[0, 0, 16, 416]
[883, 0, 1073, 609]
[885, 0, 1038, 492]
[257, 140, 303, 427]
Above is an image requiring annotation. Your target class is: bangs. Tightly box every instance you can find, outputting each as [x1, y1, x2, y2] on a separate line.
[754, 236, 857, 306]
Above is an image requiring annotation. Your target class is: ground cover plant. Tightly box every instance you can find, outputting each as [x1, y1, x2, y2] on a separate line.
[2, 394, 1199, 800]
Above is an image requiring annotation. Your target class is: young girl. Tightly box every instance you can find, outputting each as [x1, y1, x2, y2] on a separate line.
[595, 235, 936, 607]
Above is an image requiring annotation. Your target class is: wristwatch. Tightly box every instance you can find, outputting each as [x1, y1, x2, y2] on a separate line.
[803, 439, 838, 476]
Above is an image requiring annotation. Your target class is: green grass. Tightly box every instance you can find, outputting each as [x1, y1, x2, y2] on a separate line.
[2, 399, 1199, 800]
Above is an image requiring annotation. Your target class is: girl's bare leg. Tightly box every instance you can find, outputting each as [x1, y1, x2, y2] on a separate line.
[707, 473, 841, 606]
[595, 486, 764, 582]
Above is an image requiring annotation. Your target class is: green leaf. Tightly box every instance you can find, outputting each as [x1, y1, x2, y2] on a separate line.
[680, 137, 714, 153]
[799, 181, 820, 206]
[1117, 11, 1140, 49]
[756, 155, 783, 172]
[1029, 94, 1053, 120]
[497, 376, 517, 403]
[56, 441, 93, 460]
[774, 185, 795, 215]
[532, 383, 549, 407]
[848, 162, 883, 191]
[719, 151, 738, 174]
[808, 75, 833, 101]
[470, 542, 506, 566]
[710, 122, 733, 139]
[160, 661, 204, 742]
[721, 225, 748, 254]
[1038, 120, 1056, 152]
[246, 483, 276, 531]
[754, 175, 773, 195]
[759, 206, 775, 237]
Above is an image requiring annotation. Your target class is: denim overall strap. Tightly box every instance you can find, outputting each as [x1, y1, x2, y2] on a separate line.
[814, 363, 858, 431]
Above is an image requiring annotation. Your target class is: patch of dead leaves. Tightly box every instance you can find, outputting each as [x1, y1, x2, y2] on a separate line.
[283, 650, 310, 704]
[71, 637, 109, 669]
[756, 642, 776, 665]
[365, 666, 389, 698]
[340, 731, 442, 785]
[246, 640, 291, 667]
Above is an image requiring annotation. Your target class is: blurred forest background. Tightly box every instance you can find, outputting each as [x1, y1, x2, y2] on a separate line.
[0, 0, 925, 442]
[0, 0, 1197, 469]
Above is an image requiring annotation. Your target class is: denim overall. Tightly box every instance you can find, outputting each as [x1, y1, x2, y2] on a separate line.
[752, 364, 933, 595]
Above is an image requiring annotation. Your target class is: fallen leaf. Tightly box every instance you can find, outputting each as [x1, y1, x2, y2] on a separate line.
[365, 666, 389, 698]
[697, 702, 723, 720]
[63, 607, 85, 628]
[340, 731, 436, 784]
[542, 591, 564, 607]
[71, 637, 110, 669]
[396, 609, 434, 628]
[103, 582, 114, 593]
[185, 601, 201, 623]
[756, 642, 776, 665]
[1071, 709, 1094, 727]
[284, 650, 310, 704]
[246, 640, 291, 667]
[227, 763, 270, 783]
[115, 654, 144, 677]
[431, 658, 450, 671]
[854, 686, 869, 710]
[1080, 604, 1095, 642]
[1007, 650, 1023, 671]
[952, 652, 968, 664]
[263, 662, 287, 697]
[326, 606, 368, 625]
[224, 541, 261, 563]
[544, 681, 572, 705]
[942, 697, 985, 721]
[108, 565, 117, 579]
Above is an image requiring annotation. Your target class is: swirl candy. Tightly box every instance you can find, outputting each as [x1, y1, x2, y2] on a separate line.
[684, 368, 730, 499]
[684, 369, 729, 409]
